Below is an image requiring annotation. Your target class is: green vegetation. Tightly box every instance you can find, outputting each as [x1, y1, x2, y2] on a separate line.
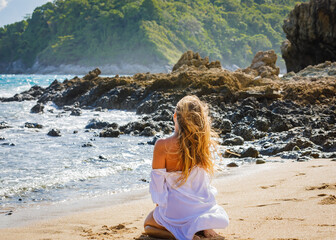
[0, 0, 308, 71]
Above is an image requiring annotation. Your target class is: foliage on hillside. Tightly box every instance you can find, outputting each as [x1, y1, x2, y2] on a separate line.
[0, 0, 308, 71]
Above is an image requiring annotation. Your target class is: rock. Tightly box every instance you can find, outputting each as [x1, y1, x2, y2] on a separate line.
[120, 121, 158, 135]
[83, 68, 101, 80]
[227, 162, 239, 167]
[70, 108, 82, 116]
[223, 149, 241, 158]
[25, 122, 43, 128]
[323, 139, 336, 152]
[172, 50, 221, 72]
[253, 118, 270, 132]
[30, 103, 44, 113]
[99, 155, 107, 160]
[152, 109, 174, 122]
[0, 121, 10, 129]
[1, 85, 44, 102]
[136, 100, 157, 114]
[233, 124, 254, 141]
[99, 128, 120, 138]
[22, 85, 45, 97]
[310, 133, 329, 145]
[282, 0, 336, 72]
[297, 156, 311, 162]
[243, 50, 280, 78]
[140, 126, 156, 137]
[0, 136, 5, 140]
[85, 119, 111, 129]
[47, 129, 61, 137]
[270, 115, 292, 132]
[293, 146, 301, 151]
[82, 142, 94, 147]
[281, 151, 299, 159]
[237, 88, 282, 101]
[256, 159, 266, 164]
[241, 147, 259, 158]
[222, 136, 244, 146]
[1, 142, 15, 146]
[219, 119, 232, 134]
[283, 137, 314, 152]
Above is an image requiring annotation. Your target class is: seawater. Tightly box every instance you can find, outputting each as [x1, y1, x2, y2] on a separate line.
[0, 74, 156, 212]
[0, 74, 231, 224]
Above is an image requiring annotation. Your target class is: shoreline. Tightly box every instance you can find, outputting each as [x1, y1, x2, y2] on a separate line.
[0, 160, 270, 229]
[2, 158, 335, 239]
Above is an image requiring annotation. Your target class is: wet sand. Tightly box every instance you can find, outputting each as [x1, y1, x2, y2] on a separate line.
[1, 159, 335, 240]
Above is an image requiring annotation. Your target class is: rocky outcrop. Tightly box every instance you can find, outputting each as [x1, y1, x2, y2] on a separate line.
[30, 103, 44, 113]
[83, 68, 101, 80]
[2, 50, 336, 159]
[1, 85, 45, 102]
[172, 50, 221, 72]
[241, 50, 280, 79]
[281, 0, 336, 73]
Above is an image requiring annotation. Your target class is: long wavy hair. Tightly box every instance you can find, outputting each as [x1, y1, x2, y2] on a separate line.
[175, 95, 218, 185]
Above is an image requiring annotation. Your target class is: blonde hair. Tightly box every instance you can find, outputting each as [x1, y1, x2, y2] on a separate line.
[175, 95, 218, 185]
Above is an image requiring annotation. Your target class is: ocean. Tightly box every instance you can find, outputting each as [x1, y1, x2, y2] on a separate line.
[0, 74, 234, 227]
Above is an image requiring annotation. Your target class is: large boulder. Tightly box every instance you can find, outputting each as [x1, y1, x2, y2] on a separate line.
[30, 103, 44, 113]
[242, 50, 280, 78]
[172, 50, 221, 72]
[281, 0, 336, 73]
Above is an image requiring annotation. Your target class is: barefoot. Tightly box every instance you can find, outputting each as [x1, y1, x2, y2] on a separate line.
[203, 229, 220, 238]
[144, 225, 175, 239]
[193, 235, 201, 240]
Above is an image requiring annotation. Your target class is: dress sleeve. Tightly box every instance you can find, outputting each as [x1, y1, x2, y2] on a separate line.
[149, 169, 168, 207]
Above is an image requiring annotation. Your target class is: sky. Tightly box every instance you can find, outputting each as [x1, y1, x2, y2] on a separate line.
[0, 0, 51, 27]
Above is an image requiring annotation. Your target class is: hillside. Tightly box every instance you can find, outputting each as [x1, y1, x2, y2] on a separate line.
[0, 0, 308, 74]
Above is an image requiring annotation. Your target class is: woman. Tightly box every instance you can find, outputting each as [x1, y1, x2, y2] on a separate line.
[144, 95, 229, 240]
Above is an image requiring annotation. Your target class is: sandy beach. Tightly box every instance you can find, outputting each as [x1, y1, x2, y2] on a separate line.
[1, 158, 335, 240]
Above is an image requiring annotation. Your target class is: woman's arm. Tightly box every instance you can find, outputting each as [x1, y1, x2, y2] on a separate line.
[152, 139, 166, 169]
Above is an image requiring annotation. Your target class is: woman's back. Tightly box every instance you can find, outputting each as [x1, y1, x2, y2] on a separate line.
[160, 135, 182, 172]
[150, 150, 229, 240]
[145, 95, 229, 240]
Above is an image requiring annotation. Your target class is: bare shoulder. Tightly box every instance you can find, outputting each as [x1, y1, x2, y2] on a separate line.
[155, 135, 178, 150]
[154, 138, 167, 151]
[152, 138, 167, 169]
[152, 135, 178, 169]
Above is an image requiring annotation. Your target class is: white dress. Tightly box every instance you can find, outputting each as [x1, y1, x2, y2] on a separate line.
[149, 166, 229, 240]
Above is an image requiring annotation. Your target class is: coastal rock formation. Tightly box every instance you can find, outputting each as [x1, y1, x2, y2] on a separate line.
[172, 50, 221, 72]
[31, 103, 44, 113]
[83, 68, 101, 80]
[2, 50, 336, 159]
[281, 0, 336, 72]
[241, 50, 280, 79]
[1, 85, 45, 102]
